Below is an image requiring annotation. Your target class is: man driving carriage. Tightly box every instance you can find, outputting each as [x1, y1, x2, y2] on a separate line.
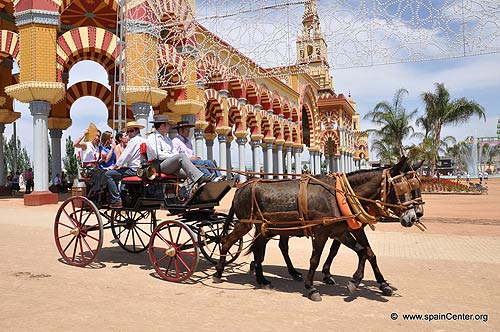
[146, 114, 214, 198]
[172, 121, 223, 180]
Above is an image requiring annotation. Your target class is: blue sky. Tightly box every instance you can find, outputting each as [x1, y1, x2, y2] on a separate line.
[3, 0, 500, 164]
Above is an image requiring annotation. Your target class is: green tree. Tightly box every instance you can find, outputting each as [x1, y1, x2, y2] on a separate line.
[3, 133, 32, 174]
[364, 88, 418, 158]
[63, 136, 80, 179]
[419, 83, 486, 174]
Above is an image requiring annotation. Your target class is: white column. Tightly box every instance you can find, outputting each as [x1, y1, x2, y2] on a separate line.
[30, 101, 51, 191]
[194, 129, 204, 158]
[265, 143, 273, 179]
[315, 152, 321, 174]
[335, 156, 340, 173]
[276, 144, 284, 179]
[218, 133, 227, 176]
[206, 138, 214, 161]
[49, 129, 63, 180]
[252, 139, 261, 177]
[285, 146, 293, 178]
[262, 143, 268, 174]
[132, 102, 151, 137]
[294, 148, 301, 174]
[237, 137, 247, 182]
[226, 139, 232, 179]
[0, 124, 4, 186]
[272, 146, 278, 177]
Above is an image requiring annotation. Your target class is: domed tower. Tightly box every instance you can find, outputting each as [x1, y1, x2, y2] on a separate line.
[296, 0, 333, 93]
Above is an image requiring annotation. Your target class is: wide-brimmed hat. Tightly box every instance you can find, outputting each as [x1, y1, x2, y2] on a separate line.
[173, 121, 195, 129]
[149, 114, 170, 124]
[84, 122, 99, 142]
[124, 120, 145, 131]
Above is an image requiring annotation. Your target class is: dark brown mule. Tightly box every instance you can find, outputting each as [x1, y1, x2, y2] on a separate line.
[213, 157, 420, 301]
[268, 160, 426, 296]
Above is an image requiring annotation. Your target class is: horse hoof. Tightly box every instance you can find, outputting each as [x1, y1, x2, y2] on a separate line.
[380, 283, 393, 296]
[309, 291, 322, 302]
[212, 276, 223, 284]
[249, 261, 255, 274]
[257, 283, 273, 290]
[323, 276, 336, 285]
[292, 274, 304, 281]
[347, 280, 357, 294]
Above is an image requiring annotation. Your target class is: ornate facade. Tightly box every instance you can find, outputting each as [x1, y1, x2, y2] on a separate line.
[0, 0, 369, 204]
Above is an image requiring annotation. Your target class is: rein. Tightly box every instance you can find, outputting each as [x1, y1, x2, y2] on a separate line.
[239, 168, 423, 235]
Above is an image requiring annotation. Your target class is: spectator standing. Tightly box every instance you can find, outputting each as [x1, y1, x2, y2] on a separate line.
[25, 168, 34, 194]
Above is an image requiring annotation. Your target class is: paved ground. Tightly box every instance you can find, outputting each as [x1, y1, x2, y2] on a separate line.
[0, 179, 499, 332]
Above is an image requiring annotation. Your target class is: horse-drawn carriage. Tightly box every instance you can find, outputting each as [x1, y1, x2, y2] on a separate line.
[54, 166, 243, 282]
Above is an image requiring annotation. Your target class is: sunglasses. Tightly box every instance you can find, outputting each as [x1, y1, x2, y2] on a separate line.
[127, 128, 138, 133]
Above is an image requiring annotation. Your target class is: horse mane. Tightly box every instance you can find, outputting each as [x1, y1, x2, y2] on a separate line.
[346, 167, 387, 187]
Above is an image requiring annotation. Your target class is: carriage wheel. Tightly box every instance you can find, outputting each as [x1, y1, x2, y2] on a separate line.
[198, 213, 243, 265]
[110, 210, 157, 253]
[54, 196, 103, 267]
[149, 220, 199, 282]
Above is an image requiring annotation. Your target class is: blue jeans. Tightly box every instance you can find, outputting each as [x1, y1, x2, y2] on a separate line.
[192, 159, 221, 176]
[105, 168, 136, 203]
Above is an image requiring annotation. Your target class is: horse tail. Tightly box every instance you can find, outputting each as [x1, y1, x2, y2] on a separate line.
[224, 205, 235, 235]
[244, 226, 261, 256]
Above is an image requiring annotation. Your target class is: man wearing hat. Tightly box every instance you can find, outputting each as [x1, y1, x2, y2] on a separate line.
[105, 120, 146, 208]
[146, 115, 213, 196]
[172, 121, 222, 179]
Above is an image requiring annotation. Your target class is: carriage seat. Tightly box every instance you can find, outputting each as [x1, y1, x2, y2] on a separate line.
[122, 173, 179, 184]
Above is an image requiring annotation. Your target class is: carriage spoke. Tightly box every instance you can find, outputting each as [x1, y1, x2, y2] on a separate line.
[132, 227, 147, 249]
[62, 234, 77, 253]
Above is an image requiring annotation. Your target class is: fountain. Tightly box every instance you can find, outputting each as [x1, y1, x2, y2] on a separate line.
[458, 136, 496, 177]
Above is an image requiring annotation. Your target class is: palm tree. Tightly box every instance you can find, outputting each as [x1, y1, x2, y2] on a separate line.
[364, 88, 418, 158]
[420, 83, 486, 174]
[369, 136, 400, 165]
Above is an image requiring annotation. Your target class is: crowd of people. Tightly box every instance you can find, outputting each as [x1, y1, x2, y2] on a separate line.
[73, 116, 221, 207]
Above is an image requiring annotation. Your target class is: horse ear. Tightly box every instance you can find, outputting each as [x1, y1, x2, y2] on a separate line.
[412, 159, 425, 171]
[390, 156, 408, 176]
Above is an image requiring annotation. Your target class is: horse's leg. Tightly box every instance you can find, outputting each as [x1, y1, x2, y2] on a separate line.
[320, 239, 341, 285]
[351, 228, 393, 296]
[213, 212, 252, 283]
[251, 232, 272, 287]
[304, 232, 329, 302]
[278, 235, 303, 281]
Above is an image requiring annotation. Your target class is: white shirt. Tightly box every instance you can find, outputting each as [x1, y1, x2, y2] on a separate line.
[147, 131, 177, 161]
[80, 141, 98, 163]
[115, 135, 146, 171]
[172, 134, 194, 158]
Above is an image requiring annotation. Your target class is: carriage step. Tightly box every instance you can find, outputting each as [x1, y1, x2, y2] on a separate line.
[110, 238, 120, 244]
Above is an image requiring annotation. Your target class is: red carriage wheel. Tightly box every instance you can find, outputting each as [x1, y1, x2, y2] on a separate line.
[54, 196, 103, 267]
[149, 220, 199, 282]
